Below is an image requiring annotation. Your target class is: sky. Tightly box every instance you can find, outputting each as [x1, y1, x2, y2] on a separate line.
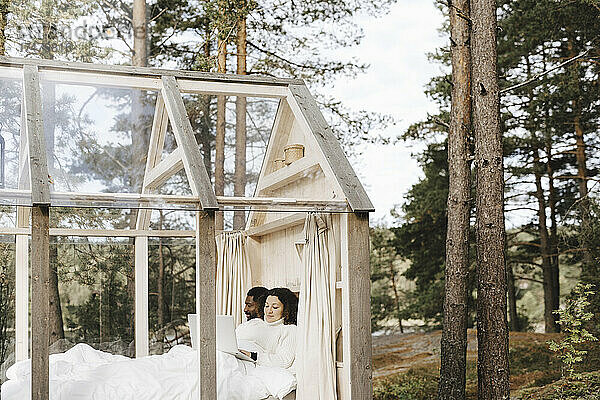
[330, 0, 446, 225]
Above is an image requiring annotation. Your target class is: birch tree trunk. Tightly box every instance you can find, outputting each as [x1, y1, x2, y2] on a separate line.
[233, 11, 247, 230]
[471, 0, 510, 398]
[438, 0, 472, 397]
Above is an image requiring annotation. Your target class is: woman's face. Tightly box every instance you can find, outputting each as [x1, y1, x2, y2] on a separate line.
[264, 295, 284, 323]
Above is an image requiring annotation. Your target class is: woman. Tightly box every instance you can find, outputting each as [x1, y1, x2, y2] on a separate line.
[236, 287, 298, 370]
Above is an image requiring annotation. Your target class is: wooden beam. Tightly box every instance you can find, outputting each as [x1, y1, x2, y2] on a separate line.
[196, 211, 216, 400]
[218, 196, 347, 208]
[245, 212, 305, 237]
[257, 157, 321, 193]
[137, 95, 169, 230]
[31, 205, 50, 400]
[0, 227, 196, 237]
[341, 213, 372, 399]
[143, 147, 184, 190]
[18, 102, 30, 194]
[0, 56, 300, 86]
[23, 65, 50, 205]
[246, 99, 293, 230]
[161, 76, 218, 210]
[0, 188, 348, 210]
[146, 95, 169, 171]
[177, 80, 287, 98]
[135, 237, 149, 358]
[287, 85, 374, 212]
[37, 70, 288, 97]
[39, 70, 161, 90]
[0, 66, 22, 79]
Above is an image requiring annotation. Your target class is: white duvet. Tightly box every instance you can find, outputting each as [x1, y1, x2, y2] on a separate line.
[0, 343, 296, 400]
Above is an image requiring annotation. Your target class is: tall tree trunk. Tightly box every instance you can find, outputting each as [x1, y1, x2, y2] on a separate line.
[534, 152, 558, 332]
[132, 0, 147, 68]
[129, 0, 149, 345]
[41, 4, 65, 345]
[438, 0, 471, 398]
[0, 0, 8, 56]
[389, 263, 404, 333]
[48, 242, 64, 344]
[506, 263, 519, 331]
[545, 141, 560, 316]
[199, 30, 213, 179]
[215, 36, 227, 230]
[471, 0, 510, 398]
[566, 36, 593, 274]
[233, 11, 247, 230]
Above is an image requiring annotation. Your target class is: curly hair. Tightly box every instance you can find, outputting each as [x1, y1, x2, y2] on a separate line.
[260, 287, 298, 325]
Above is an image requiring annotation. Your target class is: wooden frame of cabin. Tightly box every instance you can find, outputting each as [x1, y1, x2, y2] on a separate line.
[0, 56, 374, 400]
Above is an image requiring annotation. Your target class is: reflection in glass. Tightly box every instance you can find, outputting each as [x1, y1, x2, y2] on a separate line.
[40, 82, 157, 197]
[0, 78, 23, 193]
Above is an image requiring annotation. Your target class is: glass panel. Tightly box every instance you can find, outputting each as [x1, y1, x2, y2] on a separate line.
[2, 77, 282, 212]
[148, 237, 196, 355]
[56, 236, 135, 354]
[0, 237, 15, 385]
[181, 94, 279, 228]
[0, 77, 28, 207]
[46, 207, 197, 356]
[41, 82, 158, 200]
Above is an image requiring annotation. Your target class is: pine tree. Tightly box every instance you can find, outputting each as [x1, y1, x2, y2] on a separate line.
[471, 0, 509, 397]
[438, 0, 472, 397]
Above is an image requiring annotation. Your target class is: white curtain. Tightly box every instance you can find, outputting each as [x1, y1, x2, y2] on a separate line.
[215, 231, 252, 327]
[296, 213, 338, 399]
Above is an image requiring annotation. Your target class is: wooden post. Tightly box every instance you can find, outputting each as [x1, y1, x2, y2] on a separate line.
[196, 211, 216, 400]
[31, 205, 50, 400]
[135, 236, 149, 358]
[341, 212, 372, 399]
[23, 63, 51, 400]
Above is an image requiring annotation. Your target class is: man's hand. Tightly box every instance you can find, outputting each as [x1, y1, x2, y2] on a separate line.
[239, 350, 251, 357]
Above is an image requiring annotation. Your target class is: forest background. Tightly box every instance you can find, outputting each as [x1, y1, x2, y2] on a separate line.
[0, 0, 599, 397]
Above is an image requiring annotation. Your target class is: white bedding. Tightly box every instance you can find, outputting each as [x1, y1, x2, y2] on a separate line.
[1, 343, 296, 400]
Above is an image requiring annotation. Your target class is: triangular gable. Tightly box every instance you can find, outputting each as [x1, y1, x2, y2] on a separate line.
[246, 83, 373, 232]
[137, 76, 217, 229]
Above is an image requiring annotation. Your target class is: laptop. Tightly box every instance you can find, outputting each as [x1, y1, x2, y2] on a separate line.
[188, 314, 255, 363]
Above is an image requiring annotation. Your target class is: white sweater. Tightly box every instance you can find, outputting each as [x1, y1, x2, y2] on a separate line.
[236, 318, 297, 369]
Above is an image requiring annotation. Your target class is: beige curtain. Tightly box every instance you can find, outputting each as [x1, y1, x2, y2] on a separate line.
[296, 213, 338, 399]
[215, 231, 252, 327]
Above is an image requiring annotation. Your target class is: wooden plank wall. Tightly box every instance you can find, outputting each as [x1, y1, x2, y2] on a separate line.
[247, 223, 304, 291]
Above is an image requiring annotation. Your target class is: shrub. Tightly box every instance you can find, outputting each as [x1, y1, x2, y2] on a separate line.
[548, 283, 599, 378]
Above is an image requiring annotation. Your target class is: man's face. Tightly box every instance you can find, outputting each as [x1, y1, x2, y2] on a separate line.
[244, 295, 260, 320]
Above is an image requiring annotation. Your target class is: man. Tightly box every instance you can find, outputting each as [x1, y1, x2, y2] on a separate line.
[244, 286, 268, 321]
[238, 286, 268, 361]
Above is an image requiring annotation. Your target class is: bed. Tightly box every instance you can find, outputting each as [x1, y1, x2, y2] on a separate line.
[1, 343, 296, 400]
